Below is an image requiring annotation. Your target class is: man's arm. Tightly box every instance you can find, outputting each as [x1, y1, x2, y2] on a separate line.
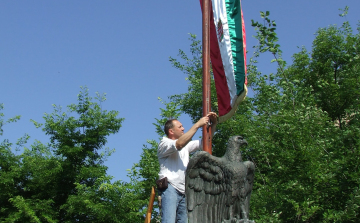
[175, 116, 209, 150]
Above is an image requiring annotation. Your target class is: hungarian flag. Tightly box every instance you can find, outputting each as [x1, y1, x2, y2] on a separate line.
[200, 0, 247, 123]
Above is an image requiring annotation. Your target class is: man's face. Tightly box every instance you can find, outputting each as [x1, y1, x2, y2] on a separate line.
[170, 120, 184, 139]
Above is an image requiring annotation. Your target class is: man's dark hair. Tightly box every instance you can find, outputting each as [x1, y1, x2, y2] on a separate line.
[164, 119, 177, 136]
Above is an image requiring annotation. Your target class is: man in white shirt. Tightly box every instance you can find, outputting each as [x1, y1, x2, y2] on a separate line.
[157, 112, 218, 223]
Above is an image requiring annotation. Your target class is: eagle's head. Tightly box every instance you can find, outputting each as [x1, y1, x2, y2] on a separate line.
[225, 136, 248, 162]
[229, 135, 248, 148]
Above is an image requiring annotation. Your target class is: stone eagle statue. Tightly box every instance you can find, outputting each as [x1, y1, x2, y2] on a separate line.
[185, 136, 255, 223]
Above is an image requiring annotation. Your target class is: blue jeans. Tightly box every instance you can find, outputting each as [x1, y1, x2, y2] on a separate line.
[159, 183, 187, 223]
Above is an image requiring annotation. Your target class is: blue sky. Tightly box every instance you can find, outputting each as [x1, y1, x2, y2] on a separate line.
[1, 0, 359, 182]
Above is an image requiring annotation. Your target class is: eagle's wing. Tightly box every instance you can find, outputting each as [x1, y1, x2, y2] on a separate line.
[243, 160, 255, 218]
[185, 151, 230, 223]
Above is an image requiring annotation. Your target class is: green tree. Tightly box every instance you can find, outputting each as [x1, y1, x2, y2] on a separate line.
[293, 23, 360, 128]
[0, 87, 138, 222]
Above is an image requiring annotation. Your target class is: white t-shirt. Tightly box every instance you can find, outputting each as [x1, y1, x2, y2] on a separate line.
[157, 137, 201, 194]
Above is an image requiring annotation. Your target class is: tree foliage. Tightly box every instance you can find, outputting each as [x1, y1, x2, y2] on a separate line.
[0, 87, 151, 222]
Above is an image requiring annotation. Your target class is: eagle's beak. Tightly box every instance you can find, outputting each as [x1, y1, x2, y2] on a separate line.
[240, 139, 248, 147]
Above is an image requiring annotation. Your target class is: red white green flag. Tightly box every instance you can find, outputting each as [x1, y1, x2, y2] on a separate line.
[200, 0, 247, 123]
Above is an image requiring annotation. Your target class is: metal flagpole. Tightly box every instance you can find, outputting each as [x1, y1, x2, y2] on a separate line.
[202, 0, 212, 154]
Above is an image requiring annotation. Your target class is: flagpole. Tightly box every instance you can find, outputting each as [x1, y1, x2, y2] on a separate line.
[202, 0, 212, 154]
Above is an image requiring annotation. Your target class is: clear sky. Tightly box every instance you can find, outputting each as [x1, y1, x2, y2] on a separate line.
[1, 0, 359, 182]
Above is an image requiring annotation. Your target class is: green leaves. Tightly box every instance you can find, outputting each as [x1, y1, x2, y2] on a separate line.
[42, 87, 124, 164]
[300, 23, 360, 127]
[0, 87, 128, 222]
[339, 6, 349, 18]
[153, 98, 181, 138]
[251, 11, 285, 75]
[0, 103, 21, 137]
